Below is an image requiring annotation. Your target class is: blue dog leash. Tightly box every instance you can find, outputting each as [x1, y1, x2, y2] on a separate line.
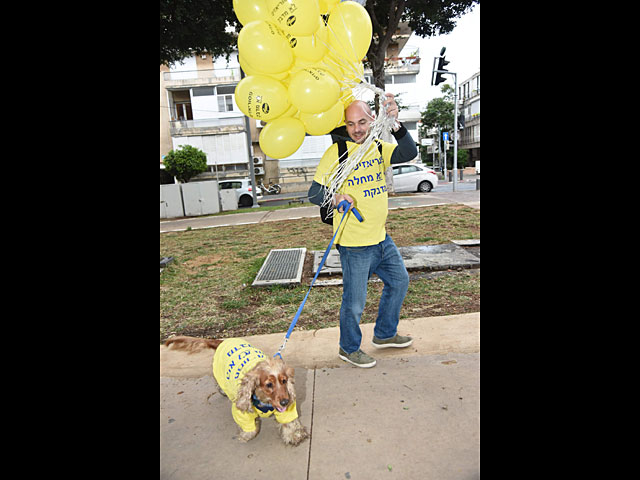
[274, 200, 363, 359]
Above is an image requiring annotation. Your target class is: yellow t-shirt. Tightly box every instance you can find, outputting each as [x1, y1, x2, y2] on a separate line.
[313, 140, 396, 246]
[212, 338, 298, 432]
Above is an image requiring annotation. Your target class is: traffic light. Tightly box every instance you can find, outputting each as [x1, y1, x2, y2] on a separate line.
[434, 55, 449, 85]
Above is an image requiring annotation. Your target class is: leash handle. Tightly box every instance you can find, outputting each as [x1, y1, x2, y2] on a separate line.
[274, 201, 362, 358]
[337, 200, 363, 222]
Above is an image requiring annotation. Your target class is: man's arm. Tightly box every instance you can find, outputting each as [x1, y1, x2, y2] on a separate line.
[308, 181, 325, 206]
[308, 182, 353, 212]
[390, 124, 418, 165]
[381, 93, 418, 165]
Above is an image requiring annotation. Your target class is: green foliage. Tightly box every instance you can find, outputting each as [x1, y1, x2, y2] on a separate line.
[160, 0, 238, 66]
[364, 0, 479, 90]
[419, 85, 471, 168]
[163, 145, 208, 183]
[420, 84, 455, 134]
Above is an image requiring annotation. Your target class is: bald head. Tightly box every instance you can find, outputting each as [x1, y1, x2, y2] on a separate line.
[345, 100, 374, 144]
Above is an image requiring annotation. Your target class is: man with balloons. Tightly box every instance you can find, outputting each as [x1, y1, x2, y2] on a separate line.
[308, 94, 418, 368]
[234, 0, 419, 368]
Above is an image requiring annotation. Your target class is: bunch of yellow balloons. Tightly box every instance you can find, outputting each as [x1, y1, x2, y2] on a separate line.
[233, 0, 372, 158]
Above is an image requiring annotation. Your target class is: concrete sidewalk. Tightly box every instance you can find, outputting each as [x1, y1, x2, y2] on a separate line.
[160, 312, 480, 479]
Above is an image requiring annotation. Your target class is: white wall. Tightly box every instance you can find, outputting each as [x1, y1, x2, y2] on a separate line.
[276, 135, 333, 169]
[172, 132, 249, 166]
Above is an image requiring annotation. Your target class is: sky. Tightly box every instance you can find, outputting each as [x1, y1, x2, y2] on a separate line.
[397, 3, 480, 111]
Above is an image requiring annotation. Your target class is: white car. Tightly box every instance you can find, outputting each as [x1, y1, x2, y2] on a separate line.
[391, 163, 439, 193]
[219, 179, 263, 207]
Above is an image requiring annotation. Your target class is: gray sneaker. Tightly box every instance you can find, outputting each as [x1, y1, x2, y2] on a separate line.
[371, 334, 413, 349]
[338, 348, 377, 368]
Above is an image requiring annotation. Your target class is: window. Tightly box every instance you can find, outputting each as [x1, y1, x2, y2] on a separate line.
[218, 94, 234, 112]
[393, 74, 416, 84]
[220, 181, 242, 189]
[395, 165, 419, 175]
[174, 102, 193, 121]
[192, 86, 214, 96]
[216, 85, 235, 95]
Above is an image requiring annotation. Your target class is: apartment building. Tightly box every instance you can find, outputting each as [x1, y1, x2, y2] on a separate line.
[458, 71, 480, 171]
[160, 27, 421, 190]
[160, 52, 260, 185]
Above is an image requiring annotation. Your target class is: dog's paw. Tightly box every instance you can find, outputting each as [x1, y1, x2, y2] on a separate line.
[237, 428, 259, 443]
[280, 420, 309, 446]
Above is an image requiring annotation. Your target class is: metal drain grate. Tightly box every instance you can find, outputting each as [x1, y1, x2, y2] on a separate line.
[252, 248, 307, 287]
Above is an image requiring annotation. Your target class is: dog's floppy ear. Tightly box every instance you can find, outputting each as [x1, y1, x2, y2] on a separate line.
[235, 367, 262, 412]
[284, 366, 296, 400]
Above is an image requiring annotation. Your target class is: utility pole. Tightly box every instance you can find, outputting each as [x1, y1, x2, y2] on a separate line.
[431, 47, 458, 191]
[240, 68, 259, 207]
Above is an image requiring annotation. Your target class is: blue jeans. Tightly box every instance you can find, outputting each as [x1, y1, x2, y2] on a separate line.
[336, 234, 409, 354]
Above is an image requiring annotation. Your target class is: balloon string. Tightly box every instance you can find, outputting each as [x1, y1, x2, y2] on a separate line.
[322, 16, 361, 78]
[307, 11, 395, 215]
[319, 82, 395, 218]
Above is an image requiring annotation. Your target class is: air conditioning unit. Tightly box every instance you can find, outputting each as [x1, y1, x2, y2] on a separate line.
[253, 157, 263, 166]
[254, 166, 265, 175]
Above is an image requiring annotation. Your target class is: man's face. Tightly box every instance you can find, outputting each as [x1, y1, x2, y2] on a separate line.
[345, 103, 373, 144]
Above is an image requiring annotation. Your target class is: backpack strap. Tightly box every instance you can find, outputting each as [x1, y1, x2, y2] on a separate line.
[337, 140, 348, 164]
[320, 140, 348, 225]
[375, 139, 383, 156]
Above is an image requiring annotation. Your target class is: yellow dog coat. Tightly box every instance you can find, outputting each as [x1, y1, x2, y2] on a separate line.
[212, 338, 298, 432]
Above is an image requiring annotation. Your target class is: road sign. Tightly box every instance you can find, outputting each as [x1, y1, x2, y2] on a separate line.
[443, 132, 449, 141]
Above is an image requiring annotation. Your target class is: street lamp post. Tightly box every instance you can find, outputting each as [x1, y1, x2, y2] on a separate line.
[240, 68, 259, 207]
[432, 47, 458, 191]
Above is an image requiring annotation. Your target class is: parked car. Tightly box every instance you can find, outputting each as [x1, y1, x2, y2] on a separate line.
[391, 163, 439, 193]
[219, 179, 263, 207]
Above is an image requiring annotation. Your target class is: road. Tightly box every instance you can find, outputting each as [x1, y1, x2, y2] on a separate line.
[160, 181, 479, 233]
[255, 175, 479, 208]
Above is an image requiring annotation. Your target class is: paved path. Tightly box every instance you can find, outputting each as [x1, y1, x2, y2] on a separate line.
[160, 313, 480, 479]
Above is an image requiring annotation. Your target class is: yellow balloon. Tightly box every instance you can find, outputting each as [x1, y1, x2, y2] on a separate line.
[340, 88, 355, 110]
[238, 20, 294, 74]
[272, 102, 299, 120]
[233, 0, 270, 26]
[259, 117, 306, 158]
[266, 0, 320, 36]
[291, 23, 329, 62]
[327, 1, 372, 64]
[234, 75, 291, 121]
[318, 0, 340, 14]
[300, 101, 344, 135]
[317, 53, 345, 83]
[288, 67, 340, 113]
[239, 54, 289, 81]
[341, 58, 364, 84]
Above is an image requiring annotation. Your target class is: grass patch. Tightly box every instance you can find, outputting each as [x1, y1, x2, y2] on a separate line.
[160, 204, 479, 342]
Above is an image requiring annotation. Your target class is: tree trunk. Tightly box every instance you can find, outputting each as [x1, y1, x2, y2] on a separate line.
[364, 0, 407, 194]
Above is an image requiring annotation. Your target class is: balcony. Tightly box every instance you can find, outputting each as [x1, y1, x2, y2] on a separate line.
[170, 116, 246, 136]
[163, 68, 241, 90]
[460, 88, 480, 103]
[383, 55, 421, 74]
